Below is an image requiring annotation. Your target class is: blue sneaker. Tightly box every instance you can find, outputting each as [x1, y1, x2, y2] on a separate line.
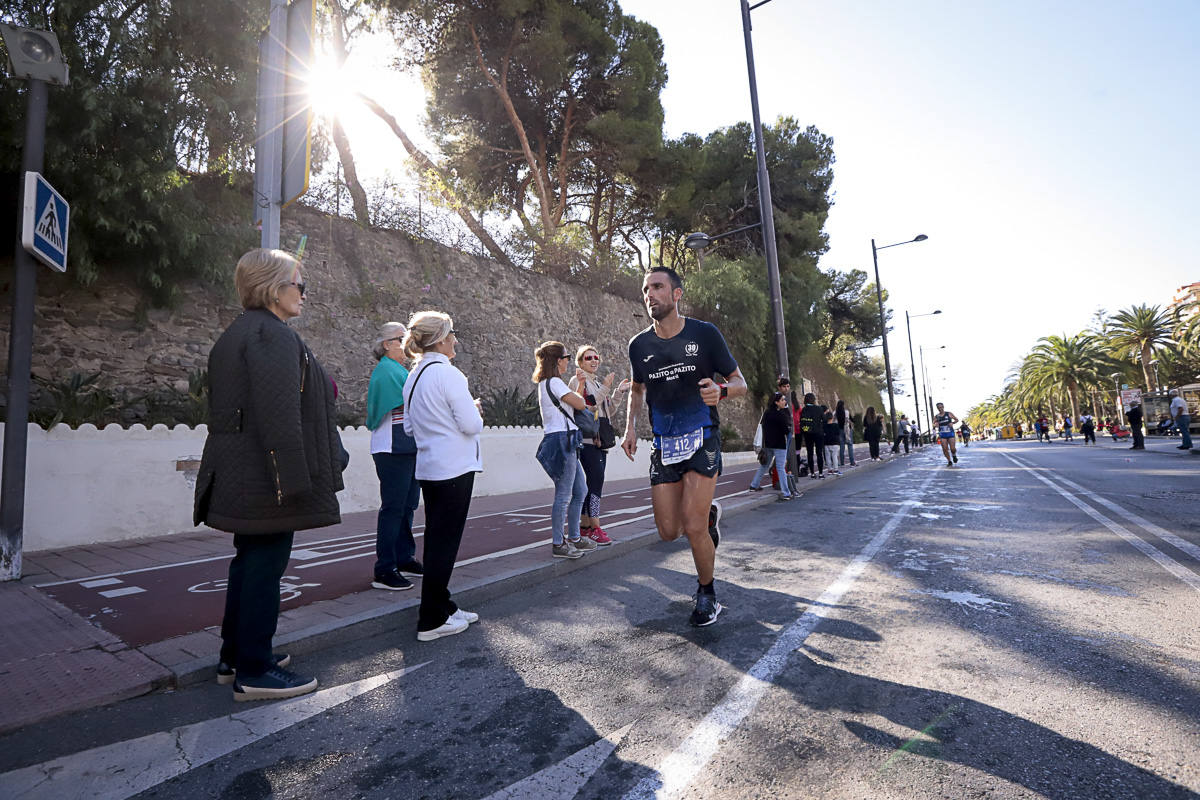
[689, 590, 723, 627]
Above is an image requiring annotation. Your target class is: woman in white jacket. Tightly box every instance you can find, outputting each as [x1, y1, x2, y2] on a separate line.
[402, 311, 483, 641]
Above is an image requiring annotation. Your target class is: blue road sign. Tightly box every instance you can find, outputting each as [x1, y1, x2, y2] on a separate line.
[21, 172, 69, 273]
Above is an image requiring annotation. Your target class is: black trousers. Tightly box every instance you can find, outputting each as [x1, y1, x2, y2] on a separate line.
[220, 531, 294, 678]
[579, 443, 607, 518]
[892, 433, 909, 453]
[867, 436, 880, 459]
[418, 472, 475, 631]
[803, 431, 824, 474]
[1131, 426, 1145, 448]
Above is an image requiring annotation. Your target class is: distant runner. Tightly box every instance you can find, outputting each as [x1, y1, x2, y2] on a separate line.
[623, 267, 748, 627]
[958, 420, 972, 446]
[934, 402, 959, 466]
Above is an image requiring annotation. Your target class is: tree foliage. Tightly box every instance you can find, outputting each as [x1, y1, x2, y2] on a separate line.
[0, 1, 261, 301]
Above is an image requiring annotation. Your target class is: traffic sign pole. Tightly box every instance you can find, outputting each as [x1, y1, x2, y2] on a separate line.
[1, 78, 48, 581]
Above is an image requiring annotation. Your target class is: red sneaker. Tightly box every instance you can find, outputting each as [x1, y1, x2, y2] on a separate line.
[584, 526, 614, 546]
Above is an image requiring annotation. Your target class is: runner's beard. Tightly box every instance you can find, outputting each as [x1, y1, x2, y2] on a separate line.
[648, 301, 674, 321]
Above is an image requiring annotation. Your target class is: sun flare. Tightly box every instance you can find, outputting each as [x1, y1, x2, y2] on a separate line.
[306, 53, 353, 119]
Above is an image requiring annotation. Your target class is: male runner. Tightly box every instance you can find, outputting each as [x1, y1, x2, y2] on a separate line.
[934, 402, 959, 465]
[622, 267, 748, 627]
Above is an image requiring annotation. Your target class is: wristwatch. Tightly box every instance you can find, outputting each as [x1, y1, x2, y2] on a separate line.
[719, 384, 728, 400]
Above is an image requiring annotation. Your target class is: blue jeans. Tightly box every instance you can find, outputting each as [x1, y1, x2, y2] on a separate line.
[551, 449, 588, 545]
[750, 448, 791, 497]
[1179, 415, 1193, 448]
[839, 427, 855, 465]
[373, 452, 420, 576]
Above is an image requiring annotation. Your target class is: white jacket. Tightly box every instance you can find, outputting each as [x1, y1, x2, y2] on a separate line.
[402, 353, 484, 481]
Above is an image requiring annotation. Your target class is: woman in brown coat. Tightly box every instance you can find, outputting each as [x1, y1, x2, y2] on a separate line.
[194, 249, 346, 701]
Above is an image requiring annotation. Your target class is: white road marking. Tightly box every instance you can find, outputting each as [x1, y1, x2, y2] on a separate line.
[1046, 472, 1200, 563]
[1002, 453, 1200, 595]
[0, 662, 429, 800]
[480, 723, 633, 800]
[622, 467, 938, 800]
[98, 586, 145, 599]
[79, 578, 123, 588]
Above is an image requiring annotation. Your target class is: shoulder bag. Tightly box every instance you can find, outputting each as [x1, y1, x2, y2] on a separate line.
[545, 379, 598, 439]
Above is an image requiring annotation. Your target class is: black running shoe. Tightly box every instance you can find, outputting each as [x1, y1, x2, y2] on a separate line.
[397, 560, 424, 576]
[952, 453, 958, 463]
[689, 591, 723, 627]
[371, 569, 413, 591]
[708, 501, 723, 550]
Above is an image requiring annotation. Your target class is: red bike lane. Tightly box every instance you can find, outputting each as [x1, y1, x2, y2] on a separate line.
[36, 464, 758, 647]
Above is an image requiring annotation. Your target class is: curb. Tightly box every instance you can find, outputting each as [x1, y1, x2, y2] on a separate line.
[165, 488, 782, 687]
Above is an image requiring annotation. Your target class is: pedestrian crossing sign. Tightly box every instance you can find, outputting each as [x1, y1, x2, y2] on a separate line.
[21, 171, 69, 273]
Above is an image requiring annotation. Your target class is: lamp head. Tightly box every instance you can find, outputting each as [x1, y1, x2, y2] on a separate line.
[684, 232, 713, 250]
[913, 234, 928, 242]
[932, 309, 942, 314]
[0, 25, 70, 85]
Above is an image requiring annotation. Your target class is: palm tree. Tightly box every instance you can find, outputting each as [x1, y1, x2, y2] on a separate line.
[1107, 305, 1175, 390]
[1023, 332, 1116, 423]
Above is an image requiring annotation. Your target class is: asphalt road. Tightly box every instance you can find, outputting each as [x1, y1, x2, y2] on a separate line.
[3, 440, 1198, 799]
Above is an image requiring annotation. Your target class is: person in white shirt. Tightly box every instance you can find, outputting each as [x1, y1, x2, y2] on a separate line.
[1169, 389, 1192, 450]
[533, 341, 598, 560]
[402, 311, 483, 642]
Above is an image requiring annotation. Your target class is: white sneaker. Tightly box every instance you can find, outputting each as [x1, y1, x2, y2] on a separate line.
[453, 608, 480, 624]
[417, 614, 469, 641]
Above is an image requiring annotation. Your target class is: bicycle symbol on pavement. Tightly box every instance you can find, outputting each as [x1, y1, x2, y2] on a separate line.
[187, 576, 322, 602]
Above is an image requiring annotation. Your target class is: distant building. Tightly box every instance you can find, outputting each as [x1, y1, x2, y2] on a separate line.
[1169, 282, 1200, 320]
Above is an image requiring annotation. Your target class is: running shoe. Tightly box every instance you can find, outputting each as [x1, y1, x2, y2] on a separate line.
[584, 526, 614, 546]
[569, 536, 597, 552]
[952, 453, 958, 463]
[372, 569, 413, 591]
[708, 500, 723, 550]
[552, 542, 584, 559]
[689, 590, 723, 627]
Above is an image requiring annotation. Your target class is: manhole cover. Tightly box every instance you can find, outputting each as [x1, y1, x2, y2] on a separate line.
[1143, 490, 1200, 501]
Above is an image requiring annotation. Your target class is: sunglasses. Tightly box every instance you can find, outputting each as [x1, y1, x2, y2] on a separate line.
[583, 355, 601, 361]
[289, 281, 306, 296]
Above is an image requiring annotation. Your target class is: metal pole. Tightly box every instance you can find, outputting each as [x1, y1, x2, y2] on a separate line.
[740, 0, 795, 476]
[1, 78, 49, 581]
[872, 238, 897, 437]
[259, 0, 288, 249]
[906, 310, 922, 434]
[920, 345, 933, 436]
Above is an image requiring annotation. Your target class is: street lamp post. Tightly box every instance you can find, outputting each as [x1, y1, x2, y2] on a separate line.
[920, 344, 945, 434]
[905, 309, 941, 434]
[1150, 359, 1160, 391]
[686, 0, 796, 478]
[1111, 372, 1123, 419]
[872, 235, 928, 437]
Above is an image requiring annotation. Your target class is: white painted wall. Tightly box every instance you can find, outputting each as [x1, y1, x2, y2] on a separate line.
[0, 424, 754, 552]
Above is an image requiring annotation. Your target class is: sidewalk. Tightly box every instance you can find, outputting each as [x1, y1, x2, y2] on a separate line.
[1, 442, 898, 734]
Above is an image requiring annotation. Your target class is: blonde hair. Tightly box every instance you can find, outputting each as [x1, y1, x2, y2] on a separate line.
[532, 341, 567, 383]
[372, 321, 407, 361]
[574, 344, 599, 367]
[402, 311, 453, 359]
[234, 248, 299, 310]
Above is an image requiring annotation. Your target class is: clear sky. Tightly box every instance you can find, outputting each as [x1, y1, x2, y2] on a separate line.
[616, 0, 1199, 417]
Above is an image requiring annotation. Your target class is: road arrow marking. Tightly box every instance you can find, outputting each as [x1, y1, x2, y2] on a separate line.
[0, 662, 430, 800]
[481, 723, 633, 800]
